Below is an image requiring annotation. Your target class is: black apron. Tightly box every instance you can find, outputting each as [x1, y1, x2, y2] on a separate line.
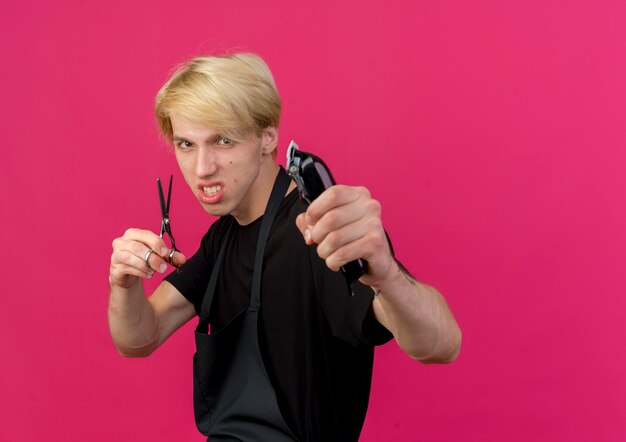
[193, 168, 298, 441]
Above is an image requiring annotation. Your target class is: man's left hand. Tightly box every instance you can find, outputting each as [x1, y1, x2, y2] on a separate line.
[295, 185, 395, 288]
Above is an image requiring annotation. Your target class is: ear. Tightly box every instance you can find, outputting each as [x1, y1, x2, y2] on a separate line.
[260, 127, 279, 155]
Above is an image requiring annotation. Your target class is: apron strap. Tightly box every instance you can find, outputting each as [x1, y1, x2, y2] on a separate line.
[198, 218, 235, 328]
[250, 167, 291, 310]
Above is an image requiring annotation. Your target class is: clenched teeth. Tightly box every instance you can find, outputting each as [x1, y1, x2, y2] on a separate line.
[202, 185, 222, 196]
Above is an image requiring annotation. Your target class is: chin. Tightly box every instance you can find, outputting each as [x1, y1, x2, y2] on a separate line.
[200, 203, 231, 217]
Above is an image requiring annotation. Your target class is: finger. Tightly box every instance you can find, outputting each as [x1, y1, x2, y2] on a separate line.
[309, 199, 371, 245]
[295, 213, 307, 234]
[306, 185, 368, 224]
[115, 248, 162, 274]
[115, 239, 169, 274]
[323, 230, 381, 272]
[121, 228, 170, 258]
[170, 251, 187, 267]
[109, 262, 154, 287]
[120, 234, 176, 274]
[323, 240, 364, 272]
[295, 213, 314, 245]
[119, 262, 154, 279]
[315, 220, 370, 261]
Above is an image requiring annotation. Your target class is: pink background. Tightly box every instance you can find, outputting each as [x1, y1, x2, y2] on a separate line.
[1, 1, 625, 440]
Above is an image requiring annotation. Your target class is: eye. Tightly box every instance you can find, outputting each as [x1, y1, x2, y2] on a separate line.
[176, 140, 193, 150]
[217, 137, 233, 146]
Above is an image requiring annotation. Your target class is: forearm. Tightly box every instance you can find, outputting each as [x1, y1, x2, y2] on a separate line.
[294, 184, 461, 362]
[108, 279, 159, 357]
[373, 262, 461, 363]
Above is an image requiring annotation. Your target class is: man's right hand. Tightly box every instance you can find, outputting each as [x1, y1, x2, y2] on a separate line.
[110, 228, 187, 289]
[108, 228, 193, 358]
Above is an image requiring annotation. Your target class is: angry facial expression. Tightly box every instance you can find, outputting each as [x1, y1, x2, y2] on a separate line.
[170, 115, 278, 224]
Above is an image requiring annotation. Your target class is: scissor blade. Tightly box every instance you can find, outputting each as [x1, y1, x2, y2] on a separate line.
[157, 178, 167, 218]
[167, 175, 173, 214]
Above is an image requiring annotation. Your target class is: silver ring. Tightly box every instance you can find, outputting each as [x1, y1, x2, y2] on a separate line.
[144, 249, 155, 270]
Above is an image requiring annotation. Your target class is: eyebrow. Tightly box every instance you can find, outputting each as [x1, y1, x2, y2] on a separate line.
[172, 134, 224, 144]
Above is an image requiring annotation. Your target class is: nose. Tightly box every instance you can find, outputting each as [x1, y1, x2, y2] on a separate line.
[194, 146, 218, 178]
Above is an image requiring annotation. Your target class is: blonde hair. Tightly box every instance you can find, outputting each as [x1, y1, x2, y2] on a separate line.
[155, 53, 281, 142]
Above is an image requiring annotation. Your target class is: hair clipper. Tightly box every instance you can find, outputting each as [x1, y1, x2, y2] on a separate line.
[286, 141, 368, 293]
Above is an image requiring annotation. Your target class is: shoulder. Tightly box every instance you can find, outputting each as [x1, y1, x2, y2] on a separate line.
[280, 188, 307, 220]
[267, 189, 307, 242]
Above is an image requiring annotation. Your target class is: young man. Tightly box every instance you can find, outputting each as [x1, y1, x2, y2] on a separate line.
[109, 53, 461, 441]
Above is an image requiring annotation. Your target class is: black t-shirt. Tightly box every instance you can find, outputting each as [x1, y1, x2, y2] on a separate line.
[165, 189, 392, 441]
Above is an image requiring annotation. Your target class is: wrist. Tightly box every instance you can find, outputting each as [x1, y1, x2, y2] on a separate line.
[371, 258, 408, 296]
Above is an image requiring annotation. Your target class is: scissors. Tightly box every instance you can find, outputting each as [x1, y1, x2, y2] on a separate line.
[157, 175, 180, 271]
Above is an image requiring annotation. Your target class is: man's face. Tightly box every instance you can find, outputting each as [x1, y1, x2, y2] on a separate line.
[170, 114, 278, 224]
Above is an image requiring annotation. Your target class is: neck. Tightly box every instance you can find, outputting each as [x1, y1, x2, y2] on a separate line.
[232, 161, 283, 225]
